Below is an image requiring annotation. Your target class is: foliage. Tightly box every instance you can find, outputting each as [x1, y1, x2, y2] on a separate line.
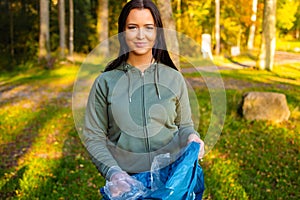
[175, 0, 213, 42]
[277, 0, 299, 34]
[0, 0, 39, 69]
[108, 0, 127, 36]
[73, 0, 98, 53]
[0, 0, 100, 70]
[1, 0, 300, 71]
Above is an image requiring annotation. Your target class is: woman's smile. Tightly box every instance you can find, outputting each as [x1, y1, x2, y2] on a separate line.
[134, 42, 147, 48]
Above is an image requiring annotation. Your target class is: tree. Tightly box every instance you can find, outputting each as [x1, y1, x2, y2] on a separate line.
[247, 0, 258, 50]
[58, 0, 66, 58]
[69, 0, 74, 59]
[39, 0, 51, 62]
[295, 4, 300, 39]
[215, 0, 220, 55]
[96, 0, 109, 56]
[258, 0, 277, 71]
[157, 0, 180, 69]
[8, 1, 14, 58]
[176, 0, 182, 31]
[73, 0, 98, 53]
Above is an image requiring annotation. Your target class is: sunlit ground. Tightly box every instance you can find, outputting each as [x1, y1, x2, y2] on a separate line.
[0, 54, 299, 199]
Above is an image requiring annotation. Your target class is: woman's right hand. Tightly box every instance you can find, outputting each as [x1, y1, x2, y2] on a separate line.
[109, 172, 136, 197]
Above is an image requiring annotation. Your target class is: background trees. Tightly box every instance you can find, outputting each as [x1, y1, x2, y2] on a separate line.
[0, 0, 299, 71]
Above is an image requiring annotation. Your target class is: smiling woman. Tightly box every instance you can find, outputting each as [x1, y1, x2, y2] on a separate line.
[82, 0, 205, 199]
[125, 9, 157, 68]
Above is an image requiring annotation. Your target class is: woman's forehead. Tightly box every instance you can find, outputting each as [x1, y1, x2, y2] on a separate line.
[126, 8, 154, 25]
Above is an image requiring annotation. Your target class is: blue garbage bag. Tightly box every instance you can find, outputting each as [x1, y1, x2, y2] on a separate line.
[100, 142, 205, 200]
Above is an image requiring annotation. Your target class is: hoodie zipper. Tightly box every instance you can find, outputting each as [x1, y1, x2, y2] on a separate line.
[141, 71, 151, 164]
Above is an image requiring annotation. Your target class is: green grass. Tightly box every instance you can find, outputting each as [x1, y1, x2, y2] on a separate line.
[0, 58, 299, 199]
[187, 62, 300, 199]
[0, 62, 105, 199]
[277, 39, 300, 53]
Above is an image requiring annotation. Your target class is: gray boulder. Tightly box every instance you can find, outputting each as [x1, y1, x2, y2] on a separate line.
[241, 92, 290, 123]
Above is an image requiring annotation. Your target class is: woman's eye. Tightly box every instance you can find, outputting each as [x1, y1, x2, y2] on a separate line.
[146, 26, 154, 30]
[128, 26, 137, 30]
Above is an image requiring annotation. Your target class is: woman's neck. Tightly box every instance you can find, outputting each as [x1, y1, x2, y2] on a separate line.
[127, 54, 154, 72]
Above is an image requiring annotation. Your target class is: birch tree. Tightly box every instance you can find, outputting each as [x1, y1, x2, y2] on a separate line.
[39, 0, 51, 62]
[215, 0, 220, 55]
[258, 0, 277, 71]
[69, 0, 74, 59]
[247, 0, 258, 50]
[58, 0, 66, 58]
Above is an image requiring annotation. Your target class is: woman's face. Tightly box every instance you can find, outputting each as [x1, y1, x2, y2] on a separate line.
[125, 8, 156, 57]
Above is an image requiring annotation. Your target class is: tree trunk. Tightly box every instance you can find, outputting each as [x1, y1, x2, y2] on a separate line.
[215, 0, 220, 55]
[39, 0, 51, 62]
[8, 1, 14, 58]
[69, 0, 74, 59]
[247, 0, 258, 50]
[258, 0, 277, 71]
[157, 0, 180, 69]
[58, 0, 66, 59]
[96, 0, 109, 56]
[176, 0, 182, 31]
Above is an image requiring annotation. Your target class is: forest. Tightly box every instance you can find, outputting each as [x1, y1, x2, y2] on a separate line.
[0, 0, 300, 199]
[1, 0, 299, 71]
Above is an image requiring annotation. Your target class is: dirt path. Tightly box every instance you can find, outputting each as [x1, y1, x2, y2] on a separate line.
[182, 51, 300, 73]
[0, 50, 298, 109]
[274, 51, 300, 64]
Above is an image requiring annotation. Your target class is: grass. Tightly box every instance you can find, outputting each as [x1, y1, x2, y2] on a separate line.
[0, 62, 105, 199]
[187, 61, 300, 199]
[276, 38, 300, 53]
[0, 56, 299, 199]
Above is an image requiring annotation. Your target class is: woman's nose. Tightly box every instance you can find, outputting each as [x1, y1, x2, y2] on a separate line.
[137, 28, 145, 39]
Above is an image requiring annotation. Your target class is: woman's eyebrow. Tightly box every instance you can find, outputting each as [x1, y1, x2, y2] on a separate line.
[127, 23, 154, 25]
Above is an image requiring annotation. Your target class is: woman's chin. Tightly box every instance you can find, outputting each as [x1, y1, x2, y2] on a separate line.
[130, 48, 152, 56]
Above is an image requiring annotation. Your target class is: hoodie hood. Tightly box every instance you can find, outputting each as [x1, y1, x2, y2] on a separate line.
[117, 62, 161, 102]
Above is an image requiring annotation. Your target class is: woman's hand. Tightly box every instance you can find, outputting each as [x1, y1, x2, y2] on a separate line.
[187, 133, 205, 160]
[109, 172, 132, 197]
[109, 172, 140, 197]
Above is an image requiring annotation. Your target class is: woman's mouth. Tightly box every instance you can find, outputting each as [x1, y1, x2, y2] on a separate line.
[134, 42, 147, 48]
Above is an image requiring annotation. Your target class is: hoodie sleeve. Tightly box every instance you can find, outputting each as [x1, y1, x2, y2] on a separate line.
[174, 73, 200, 147]
[83, 75, 121, 180]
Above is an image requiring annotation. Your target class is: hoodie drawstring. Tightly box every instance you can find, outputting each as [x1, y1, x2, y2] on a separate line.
[154, 62, 161, 100]
[125, 62, 161, 103]
[126, 69, 133, 103]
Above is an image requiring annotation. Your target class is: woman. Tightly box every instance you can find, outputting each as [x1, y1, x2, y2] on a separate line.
[83, 0, 204, 195]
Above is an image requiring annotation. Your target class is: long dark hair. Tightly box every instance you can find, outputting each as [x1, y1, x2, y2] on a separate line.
[104, 0, 177, 72]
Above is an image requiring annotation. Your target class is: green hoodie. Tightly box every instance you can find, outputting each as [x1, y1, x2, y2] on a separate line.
[83, 62, 199, 180]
